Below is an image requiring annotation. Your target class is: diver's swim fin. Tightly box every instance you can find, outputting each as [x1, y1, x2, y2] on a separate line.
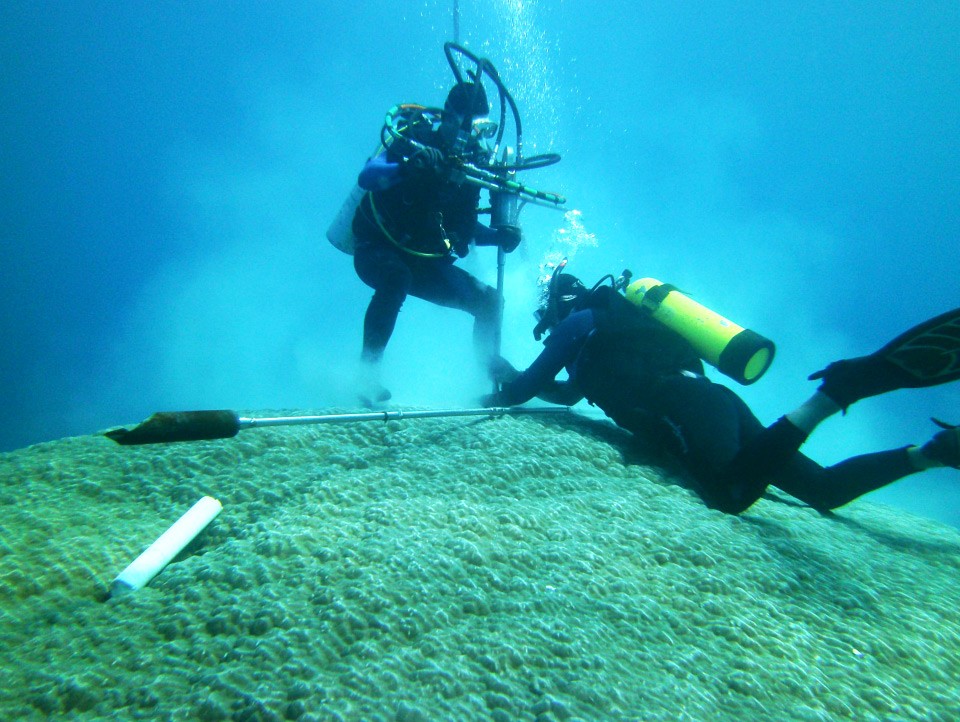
[809, 307, 960, 410]
[877, 306, 960, 383]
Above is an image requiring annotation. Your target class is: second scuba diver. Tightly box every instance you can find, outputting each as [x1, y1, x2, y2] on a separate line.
[482, 264, 960, 515]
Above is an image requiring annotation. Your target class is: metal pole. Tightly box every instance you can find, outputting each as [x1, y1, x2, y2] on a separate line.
[238, 405, 563, 429]
[493, 245, 506, 391]
[106, 406, 573, 445]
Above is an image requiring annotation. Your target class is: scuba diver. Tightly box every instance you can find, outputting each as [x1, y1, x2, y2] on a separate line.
[332, 43, 565, 407]
[350, 80, 522, 407]
[482, 263, 960, 515]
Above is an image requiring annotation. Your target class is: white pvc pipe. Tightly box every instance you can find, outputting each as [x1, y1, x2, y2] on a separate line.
[111, 496, 222, 595]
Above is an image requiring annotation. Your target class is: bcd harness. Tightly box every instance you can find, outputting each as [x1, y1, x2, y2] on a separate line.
[358, 190, 454, 259]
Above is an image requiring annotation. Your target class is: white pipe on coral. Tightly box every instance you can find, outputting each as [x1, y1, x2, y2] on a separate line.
[110, 496, 222, 596]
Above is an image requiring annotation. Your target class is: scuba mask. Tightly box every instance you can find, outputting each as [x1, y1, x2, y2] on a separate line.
[438, 112, 497, 162]
[533, 261, 589, 340]
[472, 117, 498, 139]
[464, 116, 498, 163]
[471, 117, 498, 158]
[441, 80, 489, 156]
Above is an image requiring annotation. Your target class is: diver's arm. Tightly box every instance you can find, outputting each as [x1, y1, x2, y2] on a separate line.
[484, 311, 593, 407]
[472, 221, 522, 253]
[358, 151, 403, 191]
[472, 222, 498, 245]
[492, 351, 566, 406]
[535, 380, 585, 406]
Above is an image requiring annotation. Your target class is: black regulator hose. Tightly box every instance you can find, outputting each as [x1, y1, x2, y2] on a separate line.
[444, 42, 525, 162]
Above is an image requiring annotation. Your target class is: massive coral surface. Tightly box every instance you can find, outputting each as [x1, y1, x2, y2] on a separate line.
[1, 410, 958, 721]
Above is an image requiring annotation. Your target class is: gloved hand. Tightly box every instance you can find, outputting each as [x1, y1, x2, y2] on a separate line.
[480, 392, 504, 408]
[450, 233, 470, 258]
[494, 224, 522, 253]
[407, 146, 445, 174]
[488, 355, 520, 385]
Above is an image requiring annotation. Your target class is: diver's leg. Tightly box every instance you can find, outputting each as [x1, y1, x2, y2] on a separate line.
[644, 376, 831, 514]
[353, 243, 412, 404]
[783, 391, 842, 433]
[727, 415, 956, 512]
[669, 352, 960, 512]
[410, 262, 502, 372]
[642, 375, 769, 511]
[627, 376, 892, 514]
[707, 383, 888, 514]
[710, 416, 810, 513]
[470, 283, 504, 372]
[772, 447, 917, 511]
[704, 387, 850, 513]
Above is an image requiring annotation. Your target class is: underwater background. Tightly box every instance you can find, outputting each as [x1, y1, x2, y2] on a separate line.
[3, 4, 960, 720]
[2, 0, 959, 536]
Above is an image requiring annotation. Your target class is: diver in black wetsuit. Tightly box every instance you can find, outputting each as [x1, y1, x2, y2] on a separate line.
[351, 81, 522, 406]
[482, 267, 960, 515]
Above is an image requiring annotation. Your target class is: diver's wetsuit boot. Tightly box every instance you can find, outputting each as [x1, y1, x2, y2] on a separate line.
[357, 359, 391, 408]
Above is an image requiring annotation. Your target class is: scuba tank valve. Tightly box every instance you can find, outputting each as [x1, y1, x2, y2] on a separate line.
[614, 269, 633, 292]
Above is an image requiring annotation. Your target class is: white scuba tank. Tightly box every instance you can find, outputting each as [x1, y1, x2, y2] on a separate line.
[326, 143, 386, 255]
[325, 183, 364, 255]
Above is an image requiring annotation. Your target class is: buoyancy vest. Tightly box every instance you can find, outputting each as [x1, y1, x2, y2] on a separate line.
[575, 286, 705, 411]
[353, 123, 481, 258]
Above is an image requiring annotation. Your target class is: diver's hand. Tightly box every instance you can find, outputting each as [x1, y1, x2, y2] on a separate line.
[450, 233, 470, 258]
[488, 355, 520, 385]
[494, 224, 522, 253]
[407, 147, 445, 174]
[480, 392, 505, 408]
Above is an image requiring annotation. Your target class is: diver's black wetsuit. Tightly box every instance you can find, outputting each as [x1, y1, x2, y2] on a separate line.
[352, 123, 500, 365]
[496, 287, 915, 514]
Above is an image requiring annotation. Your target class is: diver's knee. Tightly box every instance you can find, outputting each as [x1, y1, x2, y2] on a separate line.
[487, 284, 503, 310]
[710, 498, 751, 515]
[701, 486, 755, 515]
[371, 286, 407, 311]
[475, 285, 502, 320]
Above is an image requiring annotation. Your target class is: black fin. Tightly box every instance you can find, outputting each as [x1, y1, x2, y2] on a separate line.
[878, 307, 960, 386]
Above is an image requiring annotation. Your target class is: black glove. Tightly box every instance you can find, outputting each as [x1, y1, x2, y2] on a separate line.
[480, 392, 504, 408]
[450, 233, 470, 258]
[488, 355, 520, 385]
[407, 146, 445, 174]
[494, 224, 522, 253]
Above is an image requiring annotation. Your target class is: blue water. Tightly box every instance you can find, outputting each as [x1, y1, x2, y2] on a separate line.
[2, 1, 958, 526]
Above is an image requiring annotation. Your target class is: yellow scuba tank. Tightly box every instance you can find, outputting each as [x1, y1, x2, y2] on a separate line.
[625, 278, 775, 385]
